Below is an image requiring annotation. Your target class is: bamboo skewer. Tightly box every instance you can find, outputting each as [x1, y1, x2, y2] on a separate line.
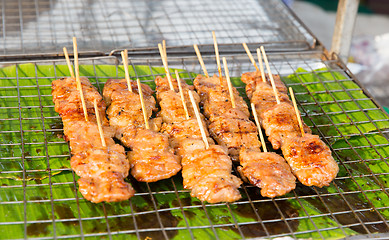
[188, 90, 209, 149]
[256, 48, 266, 83]
[260, 46, 280, 104]
[222, 57, 236, 108]
[136, 78, 150, 130]
[162, 39, 167, 59]
[251, 103, 267, 153]
[193, 44, 209, 78]
[73, 37, 88, 122]
[158, 43, 174, 91]
[93, 99, 106, 147]
[212, 31, 223, 83]
[63, 47, 75, 78]
[289, 87, 305, 137]
[242, 43, 259, 72]
[175, 70, 190, 120]
[121, 49, 132, 92]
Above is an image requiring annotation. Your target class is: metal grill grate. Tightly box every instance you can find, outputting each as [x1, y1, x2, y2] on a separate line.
[0, 0, 313, 57]
[0, 50, 389, 240]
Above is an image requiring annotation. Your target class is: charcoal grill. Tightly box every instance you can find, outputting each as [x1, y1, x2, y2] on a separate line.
[1, 0, 389, 239]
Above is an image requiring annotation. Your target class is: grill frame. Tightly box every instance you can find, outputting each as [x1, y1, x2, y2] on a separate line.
[0, 49, 389, 239]
[0, 0, 315, 57]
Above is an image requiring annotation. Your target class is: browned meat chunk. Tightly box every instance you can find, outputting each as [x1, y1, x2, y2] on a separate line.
[239, 149, 295, 198]
[52, 77, 135, 203]
[261, 102, 311, 150]
[103, 78, 181, 182]
[122, 127, 181, 182]
[194, 74, 250, 118]
[209, 112, 261, 159]
[241, 72, 287, 99]
[281, 134, 339, 187]
[182, 145, 242, 203]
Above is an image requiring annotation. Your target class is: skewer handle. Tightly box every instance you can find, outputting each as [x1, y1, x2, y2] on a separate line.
[222, 57, 236, 109]
[175, 70, 190, 120]
[256, 48, 266, 83]
[289, 87, 305, 137]
[260, 46, 280, 104]
[94, 99, 106, 147]
[137, 78, 150, 130]
[63, 47, 75, 78]
[251, 103, 267, 152]
[242, 43, 259, 72]
[193, 44, 209, 78]
[121, 49, 132, 92]
[212, 31, 223, 83]
[158, 43, 174, 91]
[73, 37, 89, 122]
[188, 91, 209, 149]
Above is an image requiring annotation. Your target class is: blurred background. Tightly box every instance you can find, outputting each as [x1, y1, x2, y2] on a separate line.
[290, 0, 389, 112]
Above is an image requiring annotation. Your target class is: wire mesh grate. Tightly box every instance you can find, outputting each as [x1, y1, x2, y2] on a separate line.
[0, 50, 389, 239]
[0, 0, 313, 57]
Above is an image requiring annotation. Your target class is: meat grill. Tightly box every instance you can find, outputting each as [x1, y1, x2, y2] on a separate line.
[1, 0, 389, 239]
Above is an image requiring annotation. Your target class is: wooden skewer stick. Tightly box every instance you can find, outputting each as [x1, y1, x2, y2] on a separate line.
[63, 47, 75, 78]
[73, 37, 88, 122]
[158, 43, 174, 91]
[260, 46, 280, 104]
[188, 90, 209, 149]
[222, 57, 236, 108]
[94, 99, 106, 147]
[212, 31, 223, 83]
[136, 78, 150, 130]
[121, 49, 132, 92]
[251, 103, 267, 153]
[256, 48, 266, 83]
[193, 44, 209, 78]
[289, 87, 305, 137]
[175, 70, 190, 120]
[162, 39, 167, 59]
[242, 43, 259, 72]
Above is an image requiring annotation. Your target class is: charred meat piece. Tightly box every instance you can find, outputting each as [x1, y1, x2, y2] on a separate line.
[261, 102, 311, 150]
[103, 79, 157, 136]
[52, 76, 106, 117]
[241, 72, 287, 99]
[238, 149, 295, 198]
[122, 127, 181, 182]
[209, 111, 261, 159]
[182, 144, 242, 203]
[103, 78, 181, 182]
[194, 74, 250, 119]
[52, 77, 134, 203]
[281, 134, 339, 187]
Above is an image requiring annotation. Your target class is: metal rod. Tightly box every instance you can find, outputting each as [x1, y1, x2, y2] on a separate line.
[331, 0, 360, 62]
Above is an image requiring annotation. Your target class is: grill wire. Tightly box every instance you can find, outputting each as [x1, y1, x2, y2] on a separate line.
[0, 50, 389, 240]
[0, 0, 312, 56]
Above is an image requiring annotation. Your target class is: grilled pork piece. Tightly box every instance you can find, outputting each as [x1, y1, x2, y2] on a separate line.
[193, 73, 296, 197]
[241, 72, 287, 99]
[52, 77, 134, 203]
[193, 74, 259, 158]
[208, 110, 261, 158]
[155, 76, 201, 124]
[103, 78, 181, 182]
[181, 144, 242, 203]
[123, 126, 181, 182]
[261, 102, 311, 150]
[194, 74, 250, 119]
[242, 71, 338, 187]
[281, 134, 338, 187]
[156, 76, 241, 203]
[238, 149, 295, 198]
[52, 76, 106, 117]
